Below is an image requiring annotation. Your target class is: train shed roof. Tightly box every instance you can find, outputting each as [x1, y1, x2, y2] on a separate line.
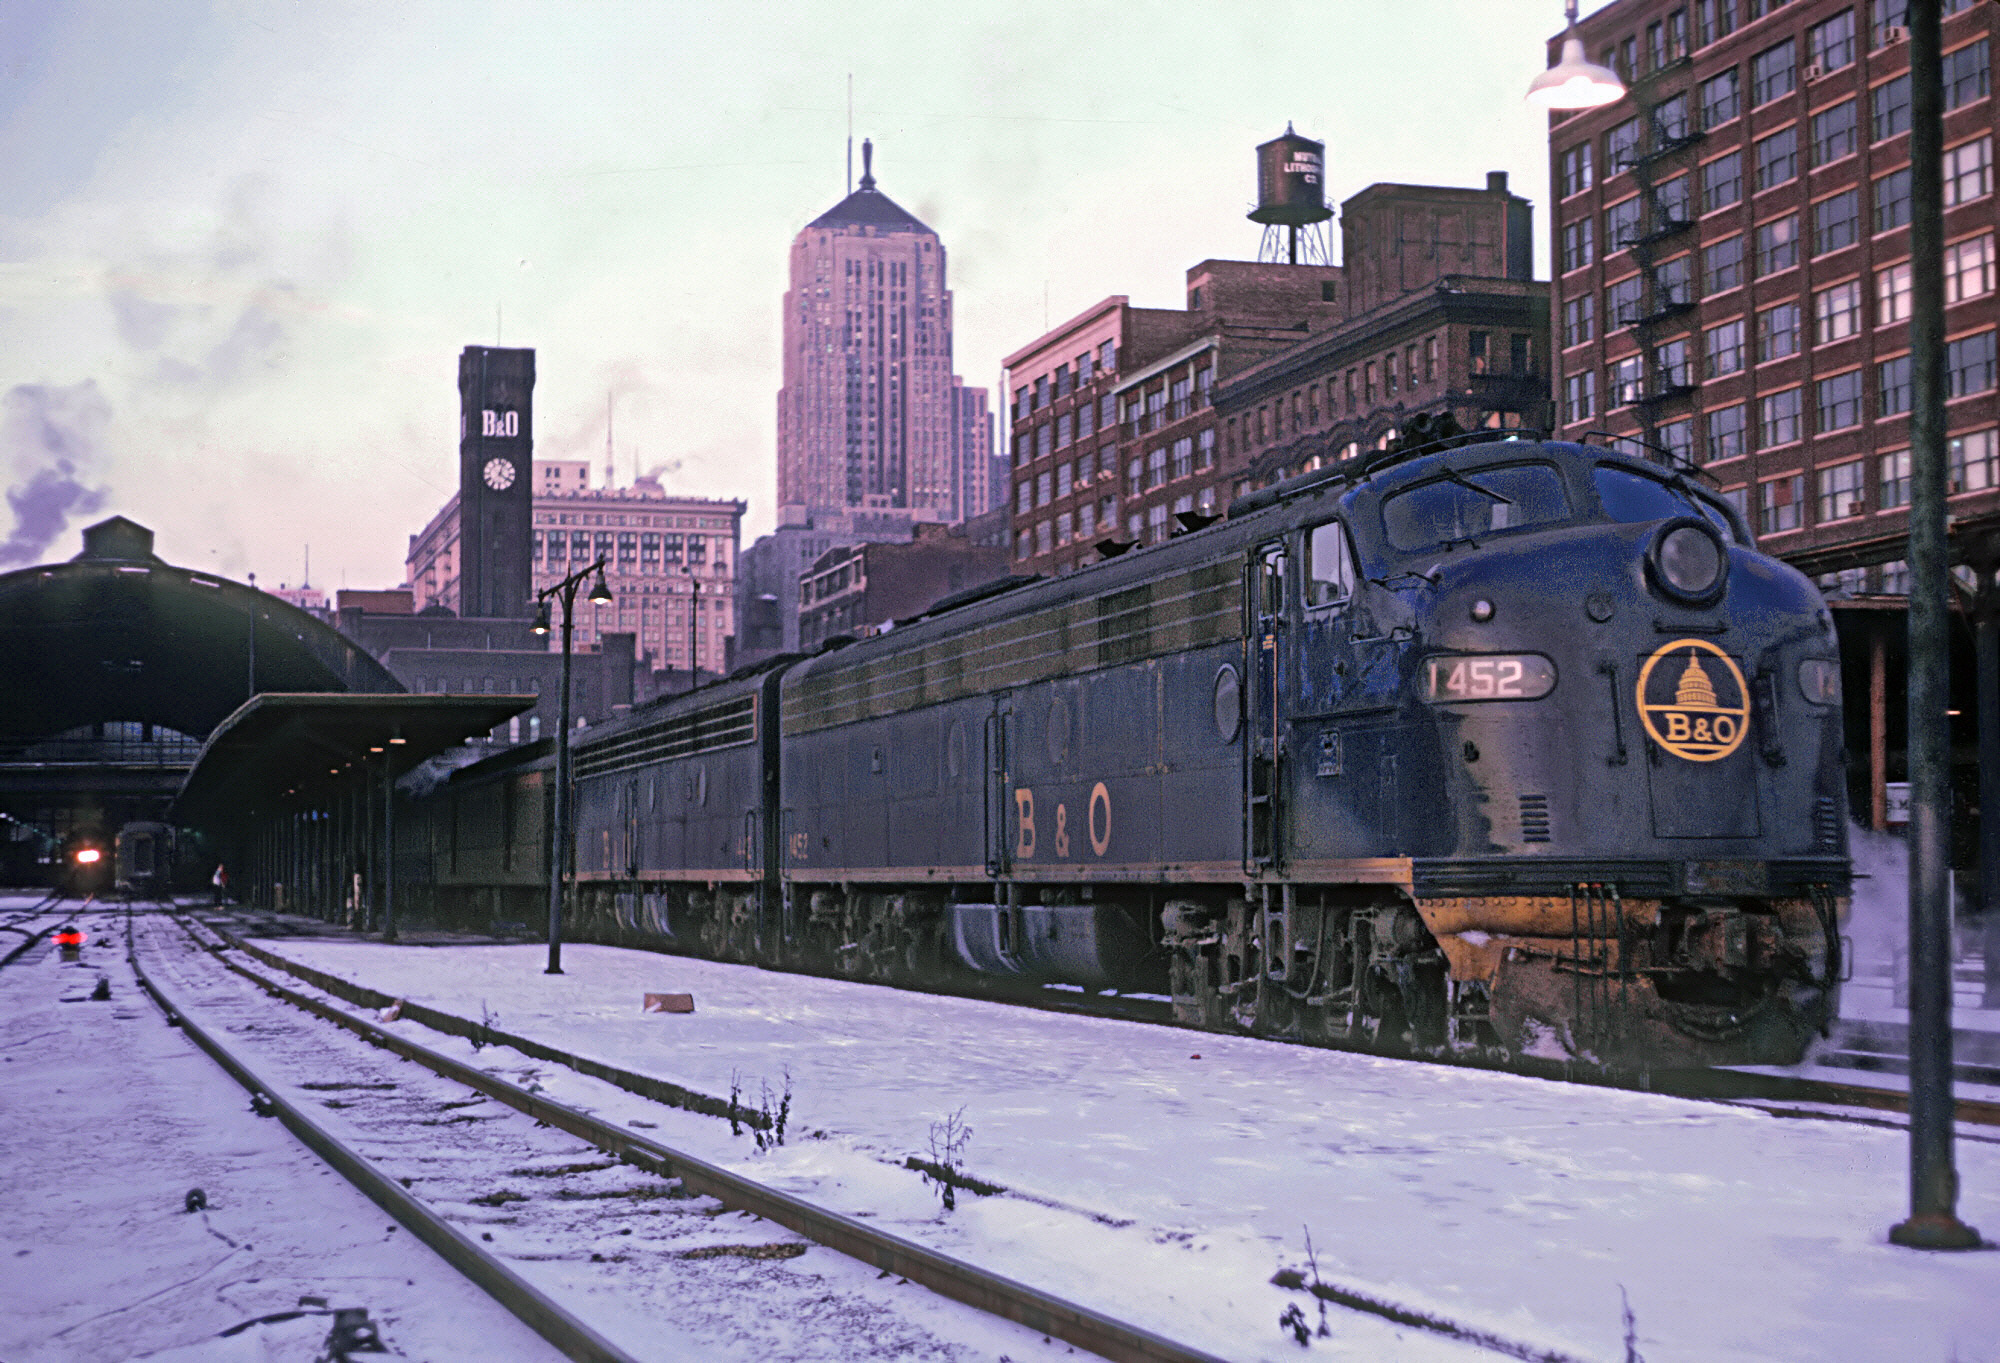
[174, 692, 535, 828]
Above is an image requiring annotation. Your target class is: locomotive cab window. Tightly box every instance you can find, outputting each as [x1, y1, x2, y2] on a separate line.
[1303, 521, 1357, 608]
[1593, 464, 1742, 542]
[1381, 462, 1571, 552]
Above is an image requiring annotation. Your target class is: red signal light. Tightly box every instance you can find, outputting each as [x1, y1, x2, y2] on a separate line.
[54, 928, 86, 947]
[74, 848, 102, 865]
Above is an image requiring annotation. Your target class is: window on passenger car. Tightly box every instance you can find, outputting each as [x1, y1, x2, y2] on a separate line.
[1380, 464, 1571, 552]
[1593, 464, 1740, 541]
[1304, 521, 1356, 608]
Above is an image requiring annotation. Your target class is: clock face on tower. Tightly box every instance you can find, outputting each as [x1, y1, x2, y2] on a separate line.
[482, 457, 517, 491]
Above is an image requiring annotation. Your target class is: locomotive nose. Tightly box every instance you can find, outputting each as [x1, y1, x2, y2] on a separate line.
[1644, 518, 1727, 606]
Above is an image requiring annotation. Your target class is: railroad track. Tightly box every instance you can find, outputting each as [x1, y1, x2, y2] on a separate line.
[134, 906, 1230, 1363]
[0, 892, 76, 968]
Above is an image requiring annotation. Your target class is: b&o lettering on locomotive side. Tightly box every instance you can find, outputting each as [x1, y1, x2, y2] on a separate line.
[1011, 782, 1113, 859]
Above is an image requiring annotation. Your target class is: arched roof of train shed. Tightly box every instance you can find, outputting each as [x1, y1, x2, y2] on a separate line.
[0, 516, 404, 744]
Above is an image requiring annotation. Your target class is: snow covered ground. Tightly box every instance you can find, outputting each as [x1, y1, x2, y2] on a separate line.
[0, 902, 560, 1363]
[237, 920, 2000, 1363]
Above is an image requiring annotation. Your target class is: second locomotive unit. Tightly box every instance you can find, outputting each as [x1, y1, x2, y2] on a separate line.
[425, 431, 1849, 1072]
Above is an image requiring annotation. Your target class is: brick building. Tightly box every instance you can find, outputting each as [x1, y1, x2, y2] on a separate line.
[1545, 0, 1995, 589]
[1000, 176, 1546, 575]
[796, 522, 1011, 649]
[406, 461, 744, 680]
[1002, 265, 1343, 576]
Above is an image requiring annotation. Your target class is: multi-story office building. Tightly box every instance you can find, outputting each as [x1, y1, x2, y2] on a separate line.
[407, 461, 744, 679]
[796, 522, 1010, 649]
[776, 141, 991, 534]
[1546, 0, 1995, 588]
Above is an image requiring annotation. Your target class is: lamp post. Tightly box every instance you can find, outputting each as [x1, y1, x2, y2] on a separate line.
[533, 557, 612, 975]
[1523, 0, 1625, 111]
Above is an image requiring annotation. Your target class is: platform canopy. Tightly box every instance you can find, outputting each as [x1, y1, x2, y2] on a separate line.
[0, 516, 405, 745]
[175, 692, 536, 828]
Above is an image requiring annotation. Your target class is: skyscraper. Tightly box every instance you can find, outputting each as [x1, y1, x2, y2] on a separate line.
[776, 141, 987, 532]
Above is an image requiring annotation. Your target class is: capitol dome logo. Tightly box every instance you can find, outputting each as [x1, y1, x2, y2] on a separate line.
[1635, 638, 1750, 762]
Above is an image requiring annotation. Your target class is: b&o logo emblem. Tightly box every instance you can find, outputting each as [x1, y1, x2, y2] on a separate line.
[1635, 638, 1750, 762]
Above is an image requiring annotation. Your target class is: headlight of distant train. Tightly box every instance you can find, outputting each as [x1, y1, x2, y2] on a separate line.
[1647, 517, 1726, 606]
[74, 847, 102, 865]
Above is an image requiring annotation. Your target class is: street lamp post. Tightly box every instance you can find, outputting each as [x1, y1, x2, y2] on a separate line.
[533, 558, 613, 976]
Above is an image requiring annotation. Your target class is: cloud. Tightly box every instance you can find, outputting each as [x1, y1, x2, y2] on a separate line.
[0, 380, 112, 566]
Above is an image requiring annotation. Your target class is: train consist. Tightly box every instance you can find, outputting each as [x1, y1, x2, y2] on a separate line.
[404, 433, 1851, 1071]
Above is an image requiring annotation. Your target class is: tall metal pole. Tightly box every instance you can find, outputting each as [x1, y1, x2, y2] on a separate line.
[246, 572, 257, 698]
[1889, 0, 1979, 1251]
[687, 572, 700, 693]
[1976, 563, 2000, 1010]
[548, 580, 576, 974]
[381, 758, 397, 943]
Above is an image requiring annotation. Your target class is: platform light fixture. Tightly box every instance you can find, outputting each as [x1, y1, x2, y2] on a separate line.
[1525, 0, 1626, 110]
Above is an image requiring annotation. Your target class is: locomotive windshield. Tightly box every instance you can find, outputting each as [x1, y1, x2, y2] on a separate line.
[1380, 462, 1571, 552]
[1593, 464, 1741, 542]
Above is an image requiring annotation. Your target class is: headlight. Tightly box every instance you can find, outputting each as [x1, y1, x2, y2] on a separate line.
[1797, 658, 1841, 705]
[1648, 518, 1726, 605]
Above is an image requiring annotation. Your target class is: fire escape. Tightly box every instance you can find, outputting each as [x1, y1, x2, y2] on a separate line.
[1614, 44, 1702, 463]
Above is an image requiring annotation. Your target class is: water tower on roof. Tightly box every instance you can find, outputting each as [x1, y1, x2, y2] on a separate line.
[1249, 124, 1334, 266]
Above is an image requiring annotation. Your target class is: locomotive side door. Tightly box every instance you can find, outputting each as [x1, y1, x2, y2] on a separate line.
[1244, 540, 1289, 873]
[984, 695, 1013, 878]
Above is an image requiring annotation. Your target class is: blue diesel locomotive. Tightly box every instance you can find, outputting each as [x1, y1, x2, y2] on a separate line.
[444, 432, 1849, 1072]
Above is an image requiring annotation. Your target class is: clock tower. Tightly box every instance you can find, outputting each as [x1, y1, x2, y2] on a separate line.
[457, 345, 535, 619]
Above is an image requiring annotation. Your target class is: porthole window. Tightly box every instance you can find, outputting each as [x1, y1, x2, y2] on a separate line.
[1213, 664, 1242, 742]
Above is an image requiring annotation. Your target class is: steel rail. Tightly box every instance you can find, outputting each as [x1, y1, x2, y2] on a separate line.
[163, 912, 1230, 1363]
[123, 914, 646, 1363]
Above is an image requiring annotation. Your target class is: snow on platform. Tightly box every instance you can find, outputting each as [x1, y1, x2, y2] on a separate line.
[243, 927, 2000, 1363]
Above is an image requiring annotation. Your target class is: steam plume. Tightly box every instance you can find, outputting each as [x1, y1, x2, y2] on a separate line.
[0, 382, 112, 567]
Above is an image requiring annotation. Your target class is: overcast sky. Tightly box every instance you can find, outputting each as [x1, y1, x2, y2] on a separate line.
[0, 1, 1599, 592]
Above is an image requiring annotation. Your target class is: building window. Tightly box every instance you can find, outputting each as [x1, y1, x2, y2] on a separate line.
[1100, 494, 1118, 529]
[1761, 387, 1804, 448]
[1147, 503, 1170, 545]
[1881, 559, 1910, 594]
[1607, 116, 1642, 173]
[1657, 254, 1694, 308]
[1755, 126, 1798, 192]
[1036, 520, 1053, 555]
[1055, 412, 1073, 448]
[1751, 39, 1796, 107]
[1171, 436, 1194, 481]
[1873, 72, 1911, 142]
[1869, 0, 1904, 48]
[1874, 166, 1912, 232]
[1877, 261, 1912, 325]
[1655, 92, 1693, 144]
[1709, 402, 1749, 460]
[1199, 428, 1216, 470]
[1811, 98, 1858, 166]
[1100, 394, 1117, 428]
[1033, 375, 1048, 410]
[1037, 424, 1053, 459]
[1698, 0, 1738, 48]
[1562, 217, 1595, 271]
[1945, 137, 1993, 207]
[1170, 375, 1192, 422]
[1879, 353, 1913, 416]
[1055, 364, 1072, 399]
[1016, 529, 1032, 561]
[1813, 189, 1861, 255]
[1880, 449, 1912, 508]
[1818, 459, 1866, 521]
[1818, 369, 1864, 431]
[1661, 417, 1695, 465]
[1606, 197, 1642, 253]
[1611, 354, 1645, 407]
[1759, 301, 1802, 361]
[1950, 430, 2000, 493]
[1036, 470, 1052, 506]
[1016, 480, 1032, 516]
[1702, 151, 1743, 212]
[1707, 318, 1747, 375]
[1564, 295, 1596, 348]
[1807, 9, 1857, 73]
[1078, 501, 1096, 540]
[1565, 371, 1597, 423]
[1755, 214, 1799, 275]
[1055, 511, 1073, 545]
[1947, 331, 1998, 397]
[1364, 362, 1378, 404]
[1100, 340, 1116, 371]
[1814, 280, 1863, 344]
[1947, 234, 1996, 303]
[1660, 337, 1692, 388]
[1607, 275, 1644, 330]
[1077, 350, 1094, 386]
[1943, 37, 1990, 112]
[1077, 399, 1095, 439]
[1759, 473, 1806, 534]
[1076, 447, 1098, 484]
[1056, 460, 1073, 498]
[1146, 447, 1167, 489]
[1701, 68, 1741, 129]
[1561, 142, 1595, 196]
